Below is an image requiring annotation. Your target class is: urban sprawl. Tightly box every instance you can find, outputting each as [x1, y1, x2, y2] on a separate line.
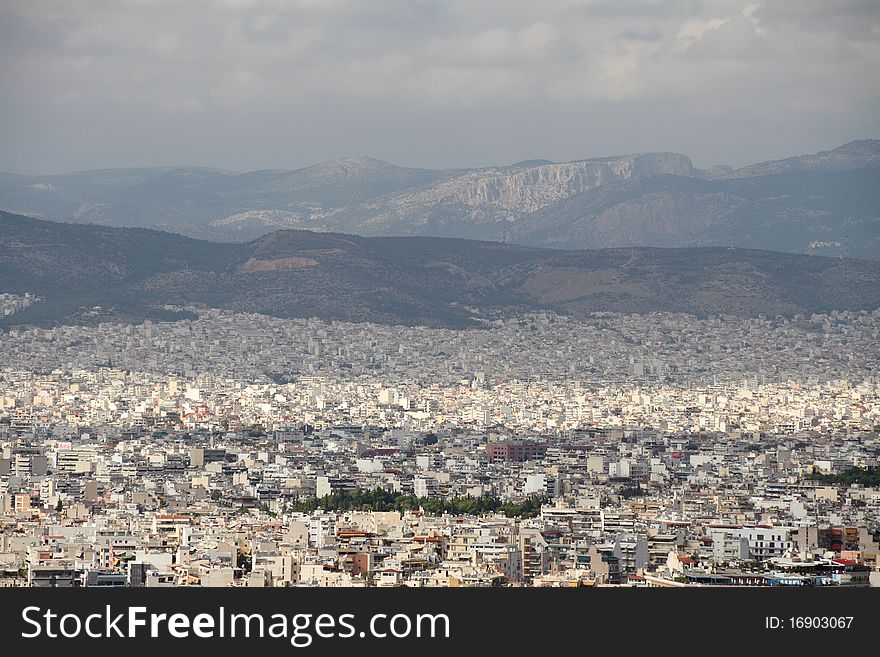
[1, 295, 879, 587]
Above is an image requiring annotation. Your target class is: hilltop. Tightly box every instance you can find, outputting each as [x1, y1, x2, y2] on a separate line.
[3, 212, 880, 329]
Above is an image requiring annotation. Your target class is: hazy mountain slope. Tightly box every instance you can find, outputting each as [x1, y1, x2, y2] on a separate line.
[3, 212, 880, 330]
[723, 139, 880, 178]
[510, 165, 880, 259]
[0, 152, 695, 241]
[0, 141, 877, 258]
[0, 210, 242, 325]
[0, 156, 450, 236]
[321, 153, 696, 238]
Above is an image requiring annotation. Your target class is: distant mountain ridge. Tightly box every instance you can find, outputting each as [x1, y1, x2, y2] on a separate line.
[509, 164, 880, 255]
[319, 152, 697, 239]
[1, 140, 877, 259]
[3, 211, 880, 330]
[723, 139, 880, 178]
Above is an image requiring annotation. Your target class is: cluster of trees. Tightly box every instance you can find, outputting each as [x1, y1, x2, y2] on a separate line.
[283, 488, 546, 518]
[618, 487, 643, 499]
[809, 466, 880, 487]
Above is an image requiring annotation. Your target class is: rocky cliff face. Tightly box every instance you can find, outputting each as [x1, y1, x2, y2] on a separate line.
[447, 152, 694, 214]
[329, 152, 696, 232]
[2, 143, 875, 258]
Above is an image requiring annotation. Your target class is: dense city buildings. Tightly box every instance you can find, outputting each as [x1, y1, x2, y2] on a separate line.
[1, 296, 878, 587]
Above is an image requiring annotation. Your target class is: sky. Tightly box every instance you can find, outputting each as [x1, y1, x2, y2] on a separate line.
[1, 0, 879, 174]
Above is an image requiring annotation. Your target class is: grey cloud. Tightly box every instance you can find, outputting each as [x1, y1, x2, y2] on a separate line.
[755, 0, 880, 40]
[0, 0, 877, 174]
[616, 28, 664, 42]
[570, 0, 703, 19]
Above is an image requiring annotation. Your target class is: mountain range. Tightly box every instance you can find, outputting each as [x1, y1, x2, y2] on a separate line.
[3, 211, 880, 330]
[2, 140, 878, 259]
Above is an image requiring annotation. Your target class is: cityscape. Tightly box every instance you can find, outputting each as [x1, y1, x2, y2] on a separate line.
[2, 294, 878, 587]
[1, 0, 879, 609]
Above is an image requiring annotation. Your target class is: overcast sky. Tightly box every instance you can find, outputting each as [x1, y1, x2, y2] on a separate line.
[1, 0, 878, 174]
